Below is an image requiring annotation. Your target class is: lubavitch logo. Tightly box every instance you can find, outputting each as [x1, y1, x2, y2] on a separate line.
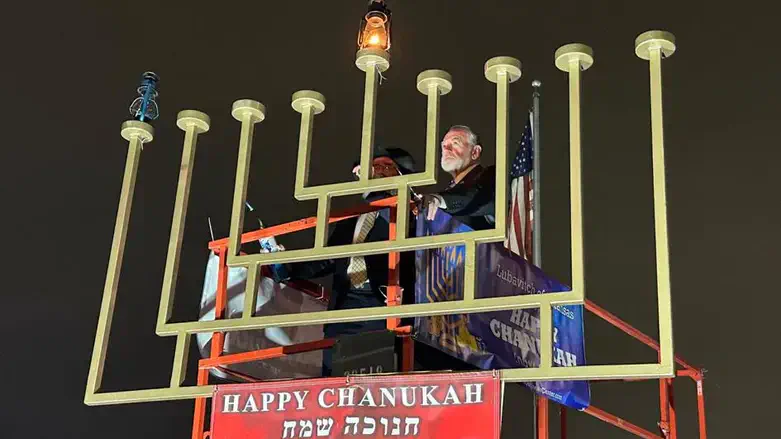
[495, 263, 544, 294]
[495, 263, 575, 320]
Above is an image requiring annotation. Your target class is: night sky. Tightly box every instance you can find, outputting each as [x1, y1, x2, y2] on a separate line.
[4, 1, 779, 437]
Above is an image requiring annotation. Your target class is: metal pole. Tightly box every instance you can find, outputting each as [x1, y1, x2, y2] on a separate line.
[667, 378, 678, 438]
[560, 406, 568, 439]
[532, 80, 542, 267]
[530, 80, 546, 439]
[696, 379, 708, 438]
[531, 80, 544, 439]
[537, 398, 549, 439]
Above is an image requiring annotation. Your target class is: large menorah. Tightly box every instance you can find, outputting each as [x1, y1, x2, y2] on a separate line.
[86, 30, 677, 405]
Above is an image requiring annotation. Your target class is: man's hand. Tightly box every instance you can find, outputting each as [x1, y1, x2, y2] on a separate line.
[261, 244, 286, 254]
[419, 194, 445, 221]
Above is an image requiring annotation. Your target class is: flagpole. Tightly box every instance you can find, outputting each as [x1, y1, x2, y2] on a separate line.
[532, 80, 542, 266]
[531, 79, 545, 439]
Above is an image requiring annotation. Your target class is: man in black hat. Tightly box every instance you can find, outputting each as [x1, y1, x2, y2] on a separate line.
[281, 147, 418, 376]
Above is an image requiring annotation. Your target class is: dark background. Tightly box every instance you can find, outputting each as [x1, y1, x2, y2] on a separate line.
[3, 0, 778, 437]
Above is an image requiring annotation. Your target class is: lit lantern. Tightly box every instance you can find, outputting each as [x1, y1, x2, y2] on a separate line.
[357, 0, 392, 51]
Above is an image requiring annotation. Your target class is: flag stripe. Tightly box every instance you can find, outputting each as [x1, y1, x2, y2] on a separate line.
[506, 111, 534, 261]
[510, 181, 525, 255]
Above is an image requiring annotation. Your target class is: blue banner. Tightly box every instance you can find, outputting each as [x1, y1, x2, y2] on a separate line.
[414, 211, 590, 410]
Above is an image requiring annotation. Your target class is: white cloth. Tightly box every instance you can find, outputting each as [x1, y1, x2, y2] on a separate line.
[197, 251, 326, 380]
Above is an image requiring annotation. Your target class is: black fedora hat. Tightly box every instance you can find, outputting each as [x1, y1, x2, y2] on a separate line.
[353, 146, 416, 175]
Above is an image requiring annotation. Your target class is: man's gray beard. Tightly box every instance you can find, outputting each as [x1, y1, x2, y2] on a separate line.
[441, 156, 466, 174]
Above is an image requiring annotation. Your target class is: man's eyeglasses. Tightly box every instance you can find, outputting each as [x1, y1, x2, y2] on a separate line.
[352, 161, 423, 202]
[372, 163, 397, 173]
[352, 162, 398, 179]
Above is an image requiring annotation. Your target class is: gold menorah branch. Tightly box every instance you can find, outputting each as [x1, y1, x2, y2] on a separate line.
[636, 30, 677, 368]
[85, 31, 677, 406]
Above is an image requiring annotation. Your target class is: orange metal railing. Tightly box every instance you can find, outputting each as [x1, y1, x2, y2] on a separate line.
[192, 198, 410, 438]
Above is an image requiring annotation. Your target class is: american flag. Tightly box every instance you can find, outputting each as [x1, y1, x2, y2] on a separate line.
[506, 111, 534, 260]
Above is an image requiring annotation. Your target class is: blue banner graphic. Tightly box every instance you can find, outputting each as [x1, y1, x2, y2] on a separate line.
[414, 211, 590, 410]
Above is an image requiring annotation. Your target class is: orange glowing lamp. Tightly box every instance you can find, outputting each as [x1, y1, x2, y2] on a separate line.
[358, 0, 392, 51]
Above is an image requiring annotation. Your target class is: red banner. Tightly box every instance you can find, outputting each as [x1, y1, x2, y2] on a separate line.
[211, 371, 502, 439]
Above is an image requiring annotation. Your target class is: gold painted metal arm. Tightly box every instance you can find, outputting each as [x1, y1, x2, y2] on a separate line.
[539, 303, 553, 369]
[636, 30, 677, 371]
[227, 229, 505, 266]
[159, 291, 580, 335]
[484, 56, 521, 237]
[314, 195, 332, 248]
[85, 121, 152, 402]
[292, 91, 325, 195]
[228, 100, 267, 258]
[416, 70, 452, 182]
[501, 363, 669, 382]
[170, 333, 191, 387]
[87, 386, 214, 406]
[290, 91, 328, 246]
[394, 185, 409, 240]
[424, 86, 440, 181]
[296, 173, 436, 200]
[462, 240, 477, 301]
[555, 44, 593, 302]
[355, 49, 390, 183]
[243, 262, 261, 319]
[157, 111, 211, 329]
